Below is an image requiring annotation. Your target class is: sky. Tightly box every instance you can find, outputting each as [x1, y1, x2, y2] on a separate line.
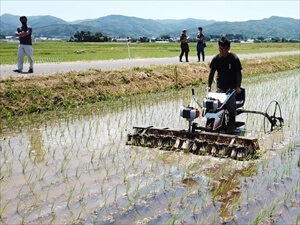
[1, 0, 299, 22]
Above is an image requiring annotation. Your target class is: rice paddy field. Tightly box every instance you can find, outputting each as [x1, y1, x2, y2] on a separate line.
[0, 69, 299, 225]
[0, 41, 298, 65]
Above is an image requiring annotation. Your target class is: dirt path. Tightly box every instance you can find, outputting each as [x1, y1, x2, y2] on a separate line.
[0, 51, 299, 77]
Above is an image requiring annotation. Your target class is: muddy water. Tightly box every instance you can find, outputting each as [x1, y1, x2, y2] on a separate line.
[0, 70, 299, 225]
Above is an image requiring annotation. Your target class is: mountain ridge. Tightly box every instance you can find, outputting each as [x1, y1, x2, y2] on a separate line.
[0, 13, 299, 39]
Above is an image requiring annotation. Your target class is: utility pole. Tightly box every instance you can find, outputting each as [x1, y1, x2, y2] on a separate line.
[127, 37, 131, 59]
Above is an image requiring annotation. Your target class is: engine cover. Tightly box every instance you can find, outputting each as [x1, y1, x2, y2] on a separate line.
[180, 106, 200, 120]
[203, 98, 221, 111]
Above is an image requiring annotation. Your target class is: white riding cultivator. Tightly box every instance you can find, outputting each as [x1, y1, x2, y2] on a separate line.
[127, 88, 284, 160]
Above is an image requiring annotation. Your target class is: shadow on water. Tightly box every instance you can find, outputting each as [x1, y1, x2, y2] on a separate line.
[0, 69, 299, 224]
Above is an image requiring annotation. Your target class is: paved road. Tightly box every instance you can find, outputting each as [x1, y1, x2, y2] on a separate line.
[0, 51, 299, 77]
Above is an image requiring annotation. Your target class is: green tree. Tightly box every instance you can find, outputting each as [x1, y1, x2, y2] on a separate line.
[70, 31, 111, 42]
[160, 34, 171, 40]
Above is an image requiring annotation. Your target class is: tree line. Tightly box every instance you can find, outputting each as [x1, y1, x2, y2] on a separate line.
[69, 31, 299, 43]
[69, 31, 111, 42]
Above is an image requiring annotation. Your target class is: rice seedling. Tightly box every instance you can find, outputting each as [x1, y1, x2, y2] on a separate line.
[167, 194, 175, 212]
[21, 160, 29, 174]
[90, 149, 96, 164]
[125, 180, 131, 198]
[211, 183, 224, 202]
[178, 195, 185, 207]
[252, 199, 282, 225]
[58, 159, 69, 174]
[66, 185, 76, 209]
[231, 194, 242, 213]
[192, 199, 200, 216]
[104, 165, 111, 180]
[0, 201, 9, 219]
[16, 198, 22, 214]
[296, 212, 300, 225]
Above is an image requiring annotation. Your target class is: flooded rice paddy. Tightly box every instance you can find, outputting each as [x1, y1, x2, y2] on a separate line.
[0, 70, 299, 225]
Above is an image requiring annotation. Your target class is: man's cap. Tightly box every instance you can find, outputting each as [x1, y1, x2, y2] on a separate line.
[182, 29, 187, 32]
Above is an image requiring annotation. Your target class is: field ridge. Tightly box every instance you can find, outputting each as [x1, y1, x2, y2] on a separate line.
[0, 54, 299, 119]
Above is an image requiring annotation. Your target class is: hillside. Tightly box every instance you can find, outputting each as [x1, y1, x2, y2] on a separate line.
[0, 14, 68, 36]
[204, 16, 300, 39]
[0, 13, 299, 39]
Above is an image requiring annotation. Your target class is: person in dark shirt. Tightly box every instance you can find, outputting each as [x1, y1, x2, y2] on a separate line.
[196, 27, 205, 61]
[179, 29, 190, 62]
[207, 36, 242, 133]
[13, 16, 34, 73]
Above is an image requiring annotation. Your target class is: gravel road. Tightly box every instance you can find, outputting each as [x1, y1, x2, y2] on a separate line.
[0, 51, 299, 77]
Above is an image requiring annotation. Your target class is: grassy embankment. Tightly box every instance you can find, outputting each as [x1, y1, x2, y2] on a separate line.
[0, 54, 299, 120]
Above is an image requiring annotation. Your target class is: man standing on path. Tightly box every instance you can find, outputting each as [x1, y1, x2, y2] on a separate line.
[179, 29, 190, 62]
[207, 36, 242, 133]
[196, 27, 205, 62]
[13, 16, 34, 73]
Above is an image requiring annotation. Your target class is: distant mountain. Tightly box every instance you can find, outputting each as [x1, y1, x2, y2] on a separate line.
[31, 24, 93, 38]
[204, 16, 299, 39]
[74, 15, 168, 37]
[0, 13, 299, 39]
[0, 14, 68, 36]
[157, 18, 216, 35]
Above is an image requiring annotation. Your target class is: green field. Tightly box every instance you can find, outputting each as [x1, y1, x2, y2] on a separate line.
[0, 41, 298, 65]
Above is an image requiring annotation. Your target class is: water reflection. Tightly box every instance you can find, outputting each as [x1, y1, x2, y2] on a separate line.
[206, 162, 258, 223]
[28, 127, 45, 163]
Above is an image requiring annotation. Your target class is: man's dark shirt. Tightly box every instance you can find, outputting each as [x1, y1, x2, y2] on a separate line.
[16, 25, 32, 45]
[197, 33, 204, 43]
[209, 52, 242, 92]
[180, 34, 189, 52]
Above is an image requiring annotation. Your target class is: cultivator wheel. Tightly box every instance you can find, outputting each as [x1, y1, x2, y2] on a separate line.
[263, 100, 284, 133]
